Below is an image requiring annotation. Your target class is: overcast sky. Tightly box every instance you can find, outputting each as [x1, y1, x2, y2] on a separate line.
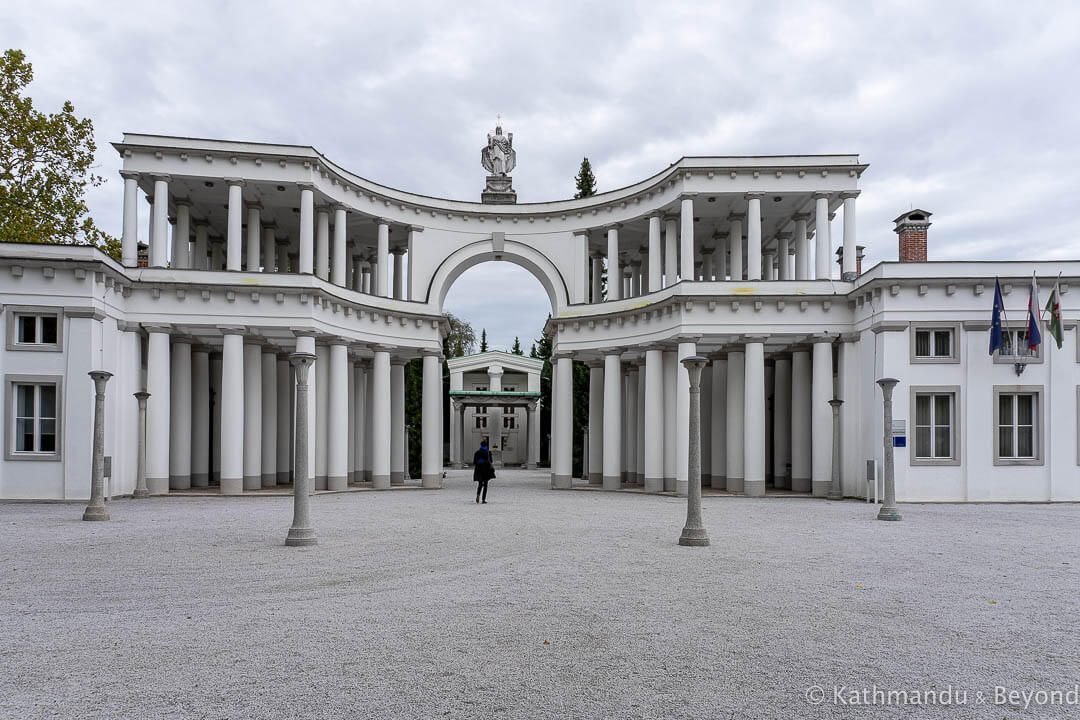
[7, 1, 1080, 352]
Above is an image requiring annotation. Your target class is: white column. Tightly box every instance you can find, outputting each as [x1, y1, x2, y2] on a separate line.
[262, 226, 276, 272]
[725, 349, 745, 493]
[121, 171, 139, 267]
[210, 237, 224, 272]
[710, 357, 727, 489]
[701, 248, 714, 283]
[421, 352, 442, 488]
[676, 340, 696, 497]
[299, 184, 314, 274]
[794, 214, 810, 280]
[246, 204, 261, 271]
[527, 402, 540, 469]
[777, 233, 791, 281]
[145, 329, 171, 494]
[365, 359, 376, 481]
[193, 222, 209, 271]
[663, 217, 678, 287]
[226, 180, 243, 272]
[728, 214, 744, 281]
[316, 207, 330, 280]
[220, 331, 245, 495]
[173, 201, 191, 269]
[590, 253, 603, 303]
[390, 358, 406, 485]
[210, 352, 222, 483]
[314, 345, 329, 490]
[327, 343, 349, 491]
[635, 359, 646, 484]
[713, 233, 728, 280]
[662, 348, 677, 491]
[276, 239, 290, 273]
[242, 342, 262, 491]
[168, 339, 191, 490]
[261, 350, 278, 488]
[745, 194, 762, 280]
[150, 176, 169, 268]
[763, 251, 776, 281]
[601, 351, 622, 490]
[647, 215, 662, 292]
[643, 348, 664, 493]
[680, 197, 695, 281]
[352, 361, 367, 483]
[606, 226, 620, 301]
[743, 340, 765, 497]
[841, 192, 857, 280]
[295, 335, 316, 490]
[392, 248, 405, 300]
[791, 348, 812, 492]
[553, 355, 573, 488]
[772, 355, 792, 490]
[371, 349, 391, 489]
[626, 365, 640, 482]
[376, 221, 390, 297]
[811, 338, 834, 497]
[332, 205, 347, 285]
[587, 362, 603, 484]
[276, 355, 291, 484]
[191, 348, 210, 487]
[814, 193, 831, 280]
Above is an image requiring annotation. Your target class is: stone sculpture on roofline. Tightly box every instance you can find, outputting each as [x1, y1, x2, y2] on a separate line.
[481, 117, 517, 204]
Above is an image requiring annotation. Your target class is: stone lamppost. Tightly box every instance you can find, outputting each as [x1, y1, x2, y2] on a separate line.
[876, 378, 902, 521]
[82, 371, 113, 521]
[286, 352, 318, 546]
[827, 399, 844, 500]
[678, 356, 710, 547]
[133, 391, 150, 499]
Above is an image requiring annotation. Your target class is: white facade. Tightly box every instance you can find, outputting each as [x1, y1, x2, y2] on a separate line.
[1, 133, 1078, 503]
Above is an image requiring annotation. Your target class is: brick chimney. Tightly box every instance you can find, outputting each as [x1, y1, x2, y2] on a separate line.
[894, 209, 932, 262]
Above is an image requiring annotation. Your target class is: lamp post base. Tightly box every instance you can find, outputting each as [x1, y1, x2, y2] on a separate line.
[285, 527, 318, 546]
[678, 526, 710, 547]
[876, 506, 902, 521]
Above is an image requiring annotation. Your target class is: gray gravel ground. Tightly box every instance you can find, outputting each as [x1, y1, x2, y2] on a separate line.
[2, 469, 1078, 719]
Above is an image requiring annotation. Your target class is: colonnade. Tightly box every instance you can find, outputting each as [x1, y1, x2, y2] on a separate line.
[118, 173, 415, 299]
[588, 192, 860, 303]
[142, 327, 443, 495]
[565, 336, 846, 497]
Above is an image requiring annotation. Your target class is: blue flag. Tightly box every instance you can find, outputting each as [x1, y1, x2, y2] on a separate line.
[989, 278, 1005, 356]
[1026, 273, 1042, 351]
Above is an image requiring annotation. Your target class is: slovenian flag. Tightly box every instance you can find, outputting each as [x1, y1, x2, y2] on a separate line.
[1026, 273, 1042, 351]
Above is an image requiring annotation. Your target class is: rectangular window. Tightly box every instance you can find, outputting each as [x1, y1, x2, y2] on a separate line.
[1003, 330, 1037, 358]
[474, 416, 487, 430]
[914, 329, 953, 358]
[998, 392, 1036, 459]
[12, 382, 58, 454]
[503, 415, 516, 429]
[914, 393, 953, 459]
[13, 313, 59, 348]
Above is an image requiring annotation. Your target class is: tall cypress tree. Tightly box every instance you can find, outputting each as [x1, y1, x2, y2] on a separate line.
[479, 329, 488, 353]
[574, 157, 597, 199]
[511, 336, 523, 355]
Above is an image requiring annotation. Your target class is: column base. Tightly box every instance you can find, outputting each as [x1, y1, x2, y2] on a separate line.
[372, 474, 390, 490]
[620, 471, 630, 483]
[588, 472, 602, 485]
[132, 487, 150, 499]
[726, 476, 744, 494]
[277, 471, 290, 485]
[191, 472, 209, 488]
[169, 474, 191, 490]
[644, 477, 664, 493]
[663, 477, 676, 493]
[390, 472, 405, 485]
[147, 477, 169, 495]
[452, 462, 463, 469]
[812, 480, 830, 498]
[552, 474, 572, 489]
[243, 475, 261, 491]
[262, 473, 277, 488]
[744, 479, 766, 497]
[877, 506, 902, 521]
[827, 489, 844, 500]
[602, 475, 620, 491]
[710, 475, 726, 490]
[315, 476, 327, 491]
[791, 477, 811, 493]
[285, 527, 318, 546]
[526, 463, 537, 470]
[363, 471, 372, 482]
[421, 473, 442, 489]
[212, 471, 220, 484]
[220, 477, 243, 495]
[773, 475, 789, 490]
[678, 526, 710, 546]
[327, 475, 348, 491]
[675, 479, 688, 498]
[82, 504, 109, 521]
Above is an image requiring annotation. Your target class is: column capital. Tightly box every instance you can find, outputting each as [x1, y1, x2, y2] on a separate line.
[811, 191, 831, 200]
[839, 190, 861, 200]
[376, 217, 392, 227]
[290, 326, 320, 338]
[296, 181, 315, 190]
[676, 334, 702, 343]
[390, 246, 407, 256]
[837, 331, 860, 343]
[332, 202, 349, 212]
[224, 177, 245, 188]
[314, 203, 331, 214]
[699, 246, 715, 256]
[389, 357, 408, 367]
[141, 323, 172, 334]
[744, 192, 764, 201]
[726, 212, 746, 223]
[811, 333, 836, 344]
[217, 325, 247, 336]
[245, 201, 263, 212]
[678, 192, 698, 201]
[602, 347, 625, 357]
[119, 170, 141, 181]
[662, 214, 679, 225]
[743, 334, 769, 343]
[551, 351, 574, 361]
[776, 231, 793, 240]
[420, 348, 444, 359]
[586, 359, 604, 369]
[604, 223, 622, 232]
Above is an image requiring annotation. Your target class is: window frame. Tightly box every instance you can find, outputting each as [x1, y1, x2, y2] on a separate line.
[4, 374, 64, 461]
[908, 386, 961, 466]
[474, 415, 487, 430]
[5, 306, 64, 352]
[992, 326, 1044, 365]
[908, 322, 960, 364]
[992, 385, 1044, 466]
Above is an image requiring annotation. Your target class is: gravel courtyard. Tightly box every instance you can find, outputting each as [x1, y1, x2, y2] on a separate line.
[2, 469, 1078, 719]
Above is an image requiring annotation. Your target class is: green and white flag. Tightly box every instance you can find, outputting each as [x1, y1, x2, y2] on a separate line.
[1044, 273, 1064, 350]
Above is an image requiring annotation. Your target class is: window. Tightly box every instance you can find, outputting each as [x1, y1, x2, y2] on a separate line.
[994, 328, 1042, 362]
[993, 386, 1043, 465]
[909, 323, 959, 363]
[6, 308, 63, 351]
[474, 416, 487, 430]
[909, 386, 960, 466]
[504, 415, 516, 429]
[5, 376, 62, 460]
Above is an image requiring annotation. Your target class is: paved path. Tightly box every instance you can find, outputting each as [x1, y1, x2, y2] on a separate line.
[2, 469, 1078, 719]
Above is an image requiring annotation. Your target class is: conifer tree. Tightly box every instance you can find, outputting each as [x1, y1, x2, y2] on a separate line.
[480, 328, 488, 353]
[511, 336, 523, 355]
[573, 157, 597, 199]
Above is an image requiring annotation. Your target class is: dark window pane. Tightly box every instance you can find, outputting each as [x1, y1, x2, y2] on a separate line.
[1017, 394, 1034, 425]
[999, 394, 1013, 425]
[1018, 427, 1034, 457]
[39, 385, 56, 418]
[40, 316, 57, 344]
[935, 427, 951, 458]
[39, 420, 56, 452]
[999, 427, 1014, 458]
[915, 331, 930, 357]
[934, 395, 951, 424]
[17, 315, 35, 343]
[915, 427, 931, 457]
[16, 419, 34, 451]
[16, 385, 34, 417]
[933, 330, 951, 357]
[915, 395, 930, 424]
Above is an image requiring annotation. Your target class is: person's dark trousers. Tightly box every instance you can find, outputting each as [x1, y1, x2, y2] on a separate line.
[476, 480, 488, 503]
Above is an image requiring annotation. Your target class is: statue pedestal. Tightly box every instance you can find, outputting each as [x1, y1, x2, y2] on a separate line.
[482, 175, 517, 204]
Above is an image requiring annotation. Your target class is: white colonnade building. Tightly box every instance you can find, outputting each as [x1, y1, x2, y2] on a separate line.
[1, 130, 1079, 503]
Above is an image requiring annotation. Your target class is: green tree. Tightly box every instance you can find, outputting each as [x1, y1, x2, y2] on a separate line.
[573, 157, 597, 199]
[442, 312, 476, 358]
[531, 323, 553, 465]
[511, 336, 523, 355]
[0, 49, 115, 257]
[479, 328, 488, 353]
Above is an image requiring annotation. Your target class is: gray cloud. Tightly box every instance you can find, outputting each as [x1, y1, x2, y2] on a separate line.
[8, 0, 1080, 342]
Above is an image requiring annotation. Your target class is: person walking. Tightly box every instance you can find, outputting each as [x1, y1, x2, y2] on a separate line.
[473, 439, 495, 504]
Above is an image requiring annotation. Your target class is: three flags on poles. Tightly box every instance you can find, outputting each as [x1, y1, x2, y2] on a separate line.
[989, 273, 1064, 356]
